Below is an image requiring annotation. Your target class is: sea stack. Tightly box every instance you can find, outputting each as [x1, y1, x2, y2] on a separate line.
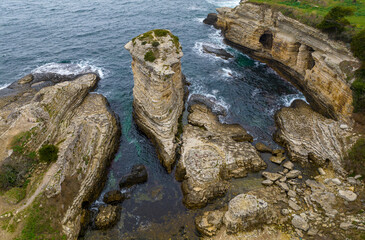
[125, 29, 185, 172]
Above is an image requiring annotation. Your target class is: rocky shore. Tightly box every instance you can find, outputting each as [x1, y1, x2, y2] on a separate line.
[0, 72, 120, 239]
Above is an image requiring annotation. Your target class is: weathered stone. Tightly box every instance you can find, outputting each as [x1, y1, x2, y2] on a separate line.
[288, 190, 296, 198]
[310, 190, 338, 218]
[262, 179, 274, 186]
[195, 210, 225, 236]
[223, 194, 268, 234]
[103, 190, 126, 205]
[276, 181, 289, 192]
[262, 172, 281, 182]
[283, 161, 294, 170]
[255, 142, 273, 153]
[119, 164, 148, 188]
[94, 205, 120, 230]
[331, 178, 342, 185]
[286, 170, 301, 179]
[281, 209, 290, 216]
[340, 222, 353, 230]
[292, 215, 309, 231]
[288, 200, 301, 211]
[338, 190, 357, 202]
[125, 29, 185, 172]
[18, 74, 34, 84]
[274, 100, 353, 174]
[272, 149, 285, 155]
[270, 154, 285, 164]
[307, 228, 318, 236]
[203, 13, 218, 26]
[178, 104, 266, 208]
[318, 168, 326, 176]
[216, 3, 359, 121]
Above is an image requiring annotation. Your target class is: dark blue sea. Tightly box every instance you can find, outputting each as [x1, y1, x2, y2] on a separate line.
[0, 0, 305, 238]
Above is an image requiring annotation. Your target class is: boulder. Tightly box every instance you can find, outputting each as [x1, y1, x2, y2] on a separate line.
[195, 210, 225, 236]
[262, 172, 281, 182]
[94, 205, 120, 230]
[338, 190, 357, 202]
[119, 164, 148, 188]
[283, 161, 294, 170]
[103, 190, 126, 205]
[270, 153, 286, 164]
[286, 170, 301, 179]
[291, 215, 309, 231]
[223, 194, 268, 234]
[255, 142, 273, 153]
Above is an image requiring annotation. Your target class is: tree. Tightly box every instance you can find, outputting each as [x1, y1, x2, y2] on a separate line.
[317, 6, 354, 36]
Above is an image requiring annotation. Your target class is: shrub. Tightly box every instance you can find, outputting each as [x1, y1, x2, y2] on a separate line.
[345, 138, 365, 178]
[317, 6, 354, 37]
[352, 78, 365, 112]
[0, 165, 18, 190]
[144, 51, 156, 62]
[153, 29, 169, 37]
[152, 41, 160, 47]
[351, 30, 365, 62]
[38, 145, 58, 163]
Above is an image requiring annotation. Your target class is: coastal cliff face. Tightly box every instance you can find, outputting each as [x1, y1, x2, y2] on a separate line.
[125, 30, 185, 172]
[177, 104, 266, 208]
[0, 73, 120, 239]
[215, 3, 360, 122]
[274, 100, 354, 174]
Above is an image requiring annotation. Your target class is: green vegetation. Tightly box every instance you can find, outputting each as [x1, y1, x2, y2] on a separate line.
[153, 29, 169, 37]
[345, 138, 365, 177]
[4, 187, 26, 204]
[351, 30, 365, 112]
[152, 41, 160, 47]
[38, 144, 59, 163]
[0, 165, 18, 190]
[247, 0, 365, 32]
[11, 131, 32, 155]
[16, 196, 66, 240]
[144, 50, 156, 62]
[132, 29, 181, 53]
[317, 6, 354, 39]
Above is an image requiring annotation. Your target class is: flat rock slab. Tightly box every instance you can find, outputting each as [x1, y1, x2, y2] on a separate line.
[338, 190, 357, 202]
[292, 215, 309, 231]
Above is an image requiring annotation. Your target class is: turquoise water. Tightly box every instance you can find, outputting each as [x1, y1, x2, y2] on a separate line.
[0, 0, 305, 238]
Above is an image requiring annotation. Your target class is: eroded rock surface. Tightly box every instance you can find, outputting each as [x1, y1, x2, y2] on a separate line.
[274, 100, 353, 173]
[177, 104, 266, 208]
[0, 73, 120, 239]
[125, 29, 185, 172]
[215, 2, 360, 121]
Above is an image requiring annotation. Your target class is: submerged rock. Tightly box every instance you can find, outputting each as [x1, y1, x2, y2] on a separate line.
[202, 45, 233, 60]
[103, 190, 126, 205]
[119, 164, 148, 188]
[177, 104, 266, 208]
[195, 210, 225, 236]
[125, 29, 185, 172]
[255, 142, 273, 153]
[94, 205, 121, 230]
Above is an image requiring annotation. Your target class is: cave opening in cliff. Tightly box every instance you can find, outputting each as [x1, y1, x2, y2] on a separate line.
[308, 47, 315, 70]
[259, 31, 273, 49]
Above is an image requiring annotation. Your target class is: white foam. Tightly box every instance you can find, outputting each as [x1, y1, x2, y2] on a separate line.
[281, 93, 308, 107]
[193, 42, 229, 62]
[221, 68, 236, 78]
[188, 89, 231, 114]
[188, 5, 205, 11]
[208, 30, 226, 48]
[32, 61, 106, 78]
[0, 83, 11, 90]
[194, 17, 205, 23]
[205, 0, 241, 7]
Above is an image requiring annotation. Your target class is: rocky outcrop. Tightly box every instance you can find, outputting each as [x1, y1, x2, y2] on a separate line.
[0, 72, 120, 239]
[125, 29, 185, 172]
[214, 2, 360, 121]
[176, 104, 266, 208]
[274, 100, 353, 174]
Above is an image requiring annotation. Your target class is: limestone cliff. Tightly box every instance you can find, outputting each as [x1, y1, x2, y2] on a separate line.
[0, 73, 120, 239]
[125, 29, 185, 172]
[176, 104, 266, 208]
[215, 2, 360, 121]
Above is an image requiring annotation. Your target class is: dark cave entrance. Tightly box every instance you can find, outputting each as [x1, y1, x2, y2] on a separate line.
[259, 31, 273, 50]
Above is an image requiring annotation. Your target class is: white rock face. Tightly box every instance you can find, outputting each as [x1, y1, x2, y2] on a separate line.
[291, 215, 309, 231]
[224, 194, 268, 234]
[125, 29, 185, 172]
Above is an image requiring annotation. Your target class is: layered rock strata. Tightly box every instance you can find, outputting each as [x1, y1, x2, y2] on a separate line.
[125, 29, 185, 172]
[274, 100, 354, 174]
[0, 73, 120, 239]
[214, 2, 360, 121]
[176, 104, 266, 208]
